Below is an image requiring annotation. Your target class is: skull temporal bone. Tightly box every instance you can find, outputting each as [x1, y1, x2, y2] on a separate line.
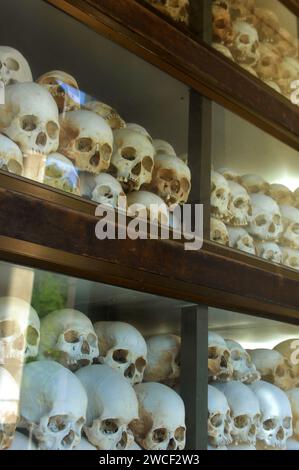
[0, 82, 60, 155]
[20, 361, 87, 450]
[131, 382, 186, 450]
[39, 309, 99, 371]
[76, 364, 138, 450]
[94, 321, 147, 385]
[59, 110, 113, 174]
[111, 128, 154, 192]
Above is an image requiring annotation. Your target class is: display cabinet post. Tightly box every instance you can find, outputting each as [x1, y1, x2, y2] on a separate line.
[188, 91, 212, 239]
[181, 305, 208, 450]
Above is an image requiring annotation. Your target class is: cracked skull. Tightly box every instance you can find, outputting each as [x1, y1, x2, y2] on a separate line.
[0, 82, 59, 155]
[59, 110, 113, 174]
[0, 296, 40, 365]
[37, 70, 80, 114]
[131, 382, 186, 450]
[94, 321, 147, 385]
[39, 309, 99, 371]
[0, 46, 32, 86]
[20, 361, 87, 450]
[76, 364, 138, 450]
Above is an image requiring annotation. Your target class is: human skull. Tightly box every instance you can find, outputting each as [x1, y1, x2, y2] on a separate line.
[255, 241, 282, 264]
[20, 361, 87, 450]
[267, 184, 293, 206]
[227, 181, 252, 226]
[0, 83, 60, 155]
[274, 339, 299, 379]
[0, 366, 19, 449]
[255, 43, 281, 81]
[231, 21, 260, 66]
[210, 217, 229, 246]
[277, 57, 299, 97]
[0, 297, 40, 365]
[83, 101, 125, 130]
[39, 309, 99, 371]
[249, 349, 295, 391]
[80, 172, 126, 208]
[93, 321, 147, 385]
[248, 194, 282, 241]
[240, 174, 269, 194]
[255, 8, 280, 43]
[208, 385, 232, 448]
[110, 128, 154, 192]
[127, 191, 169, 227]
[249, 381, 292, 449]
[0, 46, 32, 86]
[212, 43, 235, 60]
[131, 382, 186, 450]
[212, 1, 234, 45]
[281, 247, 299, 271]
[148, 153, 191, 206]
[225, 340, 260, 383]
[37, 70, 80, 114]
[0, 134, 23, 176]
[59, 110, 113, 174]
[217, 167, 240, 183]
[144, 334, 180, 385]
[44, 153, 80, 195]
[208, 332, 232, 382]
[279, 205, 299, 250]
[286, 389, 299, 439]
[211, 171, 231, 222]
[144, 0, 190, 25]
[215, 382, 261, 445]
[76, 364, 138, 450]
[227, 227, 255, 255]
[153, 139, 176, 157]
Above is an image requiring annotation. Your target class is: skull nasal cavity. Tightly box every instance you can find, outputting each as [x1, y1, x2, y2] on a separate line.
[90, 152, 100, 167]
[125, 363, 135, 379]
[121, 147, 136, 161]
[167, 438, 176, 450]
[81, 340, 90, 354]
[113, 349, 128, 363]
[36, 132, 47, 147]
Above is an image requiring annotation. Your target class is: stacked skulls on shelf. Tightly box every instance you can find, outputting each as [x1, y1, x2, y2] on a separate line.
[208, 331, 299, 450]
[212, 0, 299, 100]
[0, 46, 192, 231]
[0, 296, 185, 450]
[211, 167, 299, 271]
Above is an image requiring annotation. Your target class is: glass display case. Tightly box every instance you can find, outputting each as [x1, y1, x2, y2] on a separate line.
[210, 102, 299, 270]
[0, 0, 299, 454]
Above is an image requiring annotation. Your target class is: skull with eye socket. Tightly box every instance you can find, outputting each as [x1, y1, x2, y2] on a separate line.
[94, 322, 147, 385]
[39, 309, 99, 372]
[0, 46, 32, 86]
[110, 128, 154, 192]
[59, 110, 113, 174]
[131, 383, 186, 450]
[231, 21, 260, 67]
[37, 70, 80, 114]
[212, 1, 234, 45]
[248, 194, 283, 242]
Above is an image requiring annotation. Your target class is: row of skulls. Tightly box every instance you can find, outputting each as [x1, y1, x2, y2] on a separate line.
[0, 296, 184, 451]
[209, 332, 299, 450]
[0, 46, 191, 218]
[212, 0, 299, 100]
[210, 169, 299, 270]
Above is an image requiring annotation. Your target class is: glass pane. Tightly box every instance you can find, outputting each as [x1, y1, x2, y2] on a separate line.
[0, 260, 191, 450]
[212, 0, 299, 104]
[0, 0, 192, 226]
[209, 307, 299, 450]
[211, 101, 299, 271]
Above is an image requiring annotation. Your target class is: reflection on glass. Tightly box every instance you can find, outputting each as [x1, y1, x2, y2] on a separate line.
[212, 0, 299, 102]
[208, 307, 299, 450]
[210, 103, 299, 271]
